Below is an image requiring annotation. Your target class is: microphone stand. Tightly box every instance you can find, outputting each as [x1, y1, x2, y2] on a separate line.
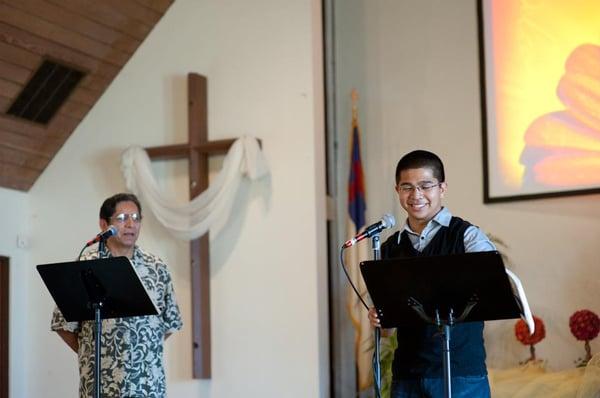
[93, 240, 105, 398]
[371, 234, 382, 398]
[78, 239, 107, 398]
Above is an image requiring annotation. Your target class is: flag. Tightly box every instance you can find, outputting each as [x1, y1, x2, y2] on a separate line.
[346, 106, 373, 391]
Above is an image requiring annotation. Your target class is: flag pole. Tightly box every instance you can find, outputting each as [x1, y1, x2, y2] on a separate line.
[350, 89, 382, 398]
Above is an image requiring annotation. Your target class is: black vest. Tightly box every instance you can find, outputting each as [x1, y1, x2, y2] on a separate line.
[382, 216, 487, 379]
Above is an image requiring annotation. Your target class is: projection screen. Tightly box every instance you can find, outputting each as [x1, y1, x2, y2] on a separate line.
[478, 0, 600, 202]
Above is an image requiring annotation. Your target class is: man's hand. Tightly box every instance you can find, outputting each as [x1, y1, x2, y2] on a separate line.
[369, 307, 395, 337]
[56, 330, 79, 353]
[368, 307, 381, 328]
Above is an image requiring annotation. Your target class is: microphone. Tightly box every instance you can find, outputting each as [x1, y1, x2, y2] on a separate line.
[343, 214, 396, 248]
[85, 226, 118, 247]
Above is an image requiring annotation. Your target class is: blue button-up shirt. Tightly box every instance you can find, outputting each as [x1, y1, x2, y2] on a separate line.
[399, 207, 496, 253]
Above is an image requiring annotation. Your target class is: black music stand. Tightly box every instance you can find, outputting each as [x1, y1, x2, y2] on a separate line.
[360, 251, 523, 398]
[37, 257, 159, 398]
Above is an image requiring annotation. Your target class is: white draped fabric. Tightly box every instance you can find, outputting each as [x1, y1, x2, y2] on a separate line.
[120, 136, 269, 241]
[489, 354, 600, 398]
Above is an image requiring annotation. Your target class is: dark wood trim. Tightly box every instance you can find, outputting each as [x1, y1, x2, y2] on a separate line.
[476, 0, 600, 204]
[0, 1, 173, 192]
[103, 0, 163, 26]
[146, 139, 237, 160]
[134, 0, 174, 14]
[3, 0, 141, 54]
[187, 74, 211, 379]
[0, 145, 50, 170]
[0, 128, 59, 157]
[0, 41, 39, 68]
[0, 111, 80, 140]
[0, 22, 121, 78]
[0, 4, 130, 67]
[475, 0, 492, 204]
[0, 174, 32, 191]
[145, 73, 249, 379]
[45, 0, 153, 41]
[0, 256, 9, 398]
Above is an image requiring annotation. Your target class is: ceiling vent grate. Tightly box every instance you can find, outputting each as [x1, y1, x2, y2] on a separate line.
[7, 59, 85, 124]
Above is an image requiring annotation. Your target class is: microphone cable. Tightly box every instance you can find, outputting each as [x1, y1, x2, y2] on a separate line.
[340, 245, 383, 398]
[339, 246, 370, 310]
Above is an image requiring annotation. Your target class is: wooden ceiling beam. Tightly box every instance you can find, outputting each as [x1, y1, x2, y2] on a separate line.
[0, 78, 101, 111]
[0, 46, 116, 93]
[79, 72, 117, 92]
[0, 22, 121, 78]
[45, 0, 153, 41]
[0, 173, 34, 191]
[57, 100, 91, 120]
[0, 78, 18, 98]
[3, 0, 141, 55]
[0, 94, 91, 122]
[0, 41, 39, 68]
[0, 59, 30, 82]
[0, 128, 63, 158]
[0, 1, 173, 191]
[103, 0, 163, 26]
[0, 115, 76, 141]
[134, 0, 174, 14]
[0, 145, 51, 171]
[69, 86, 99, 107]
[0, 161, 40, 178]
[0, 4, 131, 67]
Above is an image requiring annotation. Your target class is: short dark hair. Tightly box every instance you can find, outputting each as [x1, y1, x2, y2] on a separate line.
[99, 193, 142, 222]
[395, 150, 445, 184]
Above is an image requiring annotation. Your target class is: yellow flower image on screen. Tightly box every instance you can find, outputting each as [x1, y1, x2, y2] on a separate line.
[482, 0, 600, 199]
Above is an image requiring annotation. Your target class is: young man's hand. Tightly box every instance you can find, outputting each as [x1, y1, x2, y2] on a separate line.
[368, 307, 381, 328]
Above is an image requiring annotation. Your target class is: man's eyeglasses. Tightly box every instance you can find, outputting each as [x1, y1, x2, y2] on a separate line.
[397, 183, 441, 194]
[111, 213, 143, 223]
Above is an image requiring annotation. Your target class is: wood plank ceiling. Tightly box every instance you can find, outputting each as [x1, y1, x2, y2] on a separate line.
[0, 0, 174, 191]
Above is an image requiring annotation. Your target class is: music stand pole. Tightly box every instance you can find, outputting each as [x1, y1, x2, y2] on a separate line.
[93, 302, 102, 398]
[435, 309, 453, 398]
[92, 240, 105, 398]
[38, 253, 160, 398]
[371, 234, 382, 396]
[360, 251, 527, 398]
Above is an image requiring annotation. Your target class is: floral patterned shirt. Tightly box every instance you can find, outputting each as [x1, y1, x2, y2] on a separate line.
[51, 245, 183, 398]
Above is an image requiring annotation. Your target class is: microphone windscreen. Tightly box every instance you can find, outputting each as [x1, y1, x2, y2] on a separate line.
[382, 213, 396, 229]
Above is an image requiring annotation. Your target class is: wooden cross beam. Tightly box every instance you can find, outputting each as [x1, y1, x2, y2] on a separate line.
[145, 73, 235, 379]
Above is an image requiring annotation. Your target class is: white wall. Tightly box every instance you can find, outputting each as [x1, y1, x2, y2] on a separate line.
[336, 0, 599, 371]
[0, 187, 29, 398]
[15, 1, 328, 397]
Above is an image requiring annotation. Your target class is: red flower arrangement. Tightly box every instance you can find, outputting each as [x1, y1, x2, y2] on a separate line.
[569, 309, 600, 366]
[515, 315, 546, 363]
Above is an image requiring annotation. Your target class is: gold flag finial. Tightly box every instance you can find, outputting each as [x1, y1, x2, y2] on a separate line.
[351, 88, 358, 125]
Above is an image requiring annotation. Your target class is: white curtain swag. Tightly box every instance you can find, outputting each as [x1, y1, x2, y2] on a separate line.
[121, 136, 268, 240]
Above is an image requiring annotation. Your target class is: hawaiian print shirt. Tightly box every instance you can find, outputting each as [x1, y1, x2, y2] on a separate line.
[51, 245, 183, 398]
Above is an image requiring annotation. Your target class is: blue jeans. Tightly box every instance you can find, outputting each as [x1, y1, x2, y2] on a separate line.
[390, 375, 491, 398]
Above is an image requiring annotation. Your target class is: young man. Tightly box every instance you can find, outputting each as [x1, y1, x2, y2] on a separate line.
[51, 193, 183, 398]
[368, 150, 495, 398]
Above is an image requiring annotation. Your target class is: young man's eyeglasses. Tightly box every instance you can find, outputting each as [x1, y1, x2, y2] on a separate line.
[111, 213, 143, 223]
[397, 183, 441, 194]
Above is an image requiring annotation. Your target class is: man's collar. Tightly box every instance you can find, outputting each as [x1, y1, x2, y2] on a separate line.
[433, 207, 452, 227]
[400, 207, 452, 238]
[99, 244, 139, 259]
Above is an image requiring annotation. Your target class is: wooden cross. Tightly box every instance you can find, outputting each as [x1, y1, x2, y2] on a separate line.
[145, 73, 235, 379]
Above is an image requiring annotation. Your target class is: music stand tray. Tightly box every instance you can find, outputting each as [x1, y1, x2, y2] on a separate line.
[37, 256, 159, 398]
[360, 251, 525, 398]
[38, 256, 158, 322]
[360, 251, 521, 328]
